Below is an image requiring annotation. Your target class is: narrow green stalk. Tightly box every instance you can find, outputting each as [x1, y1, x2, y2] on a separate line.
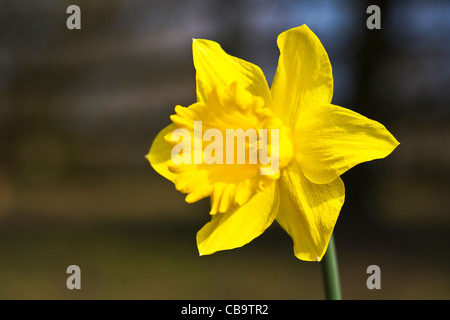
[321, 234, 342, 300]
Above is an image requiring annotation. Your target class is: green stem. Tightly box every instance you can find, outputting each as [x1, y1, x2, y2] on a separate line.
[321, 234, 342, 300]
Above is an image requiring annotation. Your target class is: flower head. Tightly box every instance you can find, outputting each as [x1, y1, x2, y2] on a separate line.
[146, 25, 399, 261]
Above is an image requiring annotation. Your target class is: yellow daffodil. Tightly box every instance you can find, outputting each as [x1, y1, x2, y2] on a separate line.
[146, 25, 399, 261]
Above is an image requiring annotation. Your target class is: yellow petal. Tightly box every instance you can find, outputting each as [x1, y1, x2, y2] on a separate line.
[197, 183, 279, 256]
[146, 123, 178, 183]
[192, 39, 271, 105]
[277, 161, 344, 261]
[271, 25, 333, 128]
[295, 104, 400, 185]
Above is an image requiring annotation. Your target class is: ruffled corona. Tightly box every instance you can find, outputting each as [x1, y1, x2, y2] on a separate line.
[165, 82, 293, 214]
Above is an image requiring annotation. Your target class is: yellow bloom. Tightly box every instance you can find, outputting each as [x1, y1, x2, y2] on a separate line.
[146, 25, 399, 261]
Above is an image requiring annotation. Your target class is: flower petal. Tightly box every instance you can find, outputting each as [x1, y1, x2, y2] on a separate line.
[271, 25, 333, 128]
[193, 39, 271, 105]
[197, 183, 279, 256]
[277, 161, 345, 261]
[146, 123, 178, 183]
[295, 104, 400, 185]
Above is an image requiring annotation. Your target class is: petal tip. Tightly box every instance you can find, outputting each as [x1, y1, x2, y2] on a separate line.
[197, 244, 212, 257]
[294, 251, 324, 262]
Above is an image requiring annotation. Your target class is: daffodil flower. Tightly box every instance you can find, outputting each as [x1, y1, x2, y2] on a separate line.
[146, 25, 399, 261]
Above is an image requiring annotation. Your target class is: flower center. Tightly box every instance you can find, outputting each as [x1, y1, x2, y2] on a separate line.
[166, 82, 293, 214]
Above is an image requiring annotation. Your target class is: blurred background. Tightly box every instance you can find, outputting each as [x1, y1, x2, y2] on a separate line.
[0, 0, 449, 299]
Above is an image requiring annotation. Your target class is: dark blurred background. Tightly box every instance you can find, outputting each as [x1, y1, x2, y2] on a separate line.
[0, 0, 449, 299]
